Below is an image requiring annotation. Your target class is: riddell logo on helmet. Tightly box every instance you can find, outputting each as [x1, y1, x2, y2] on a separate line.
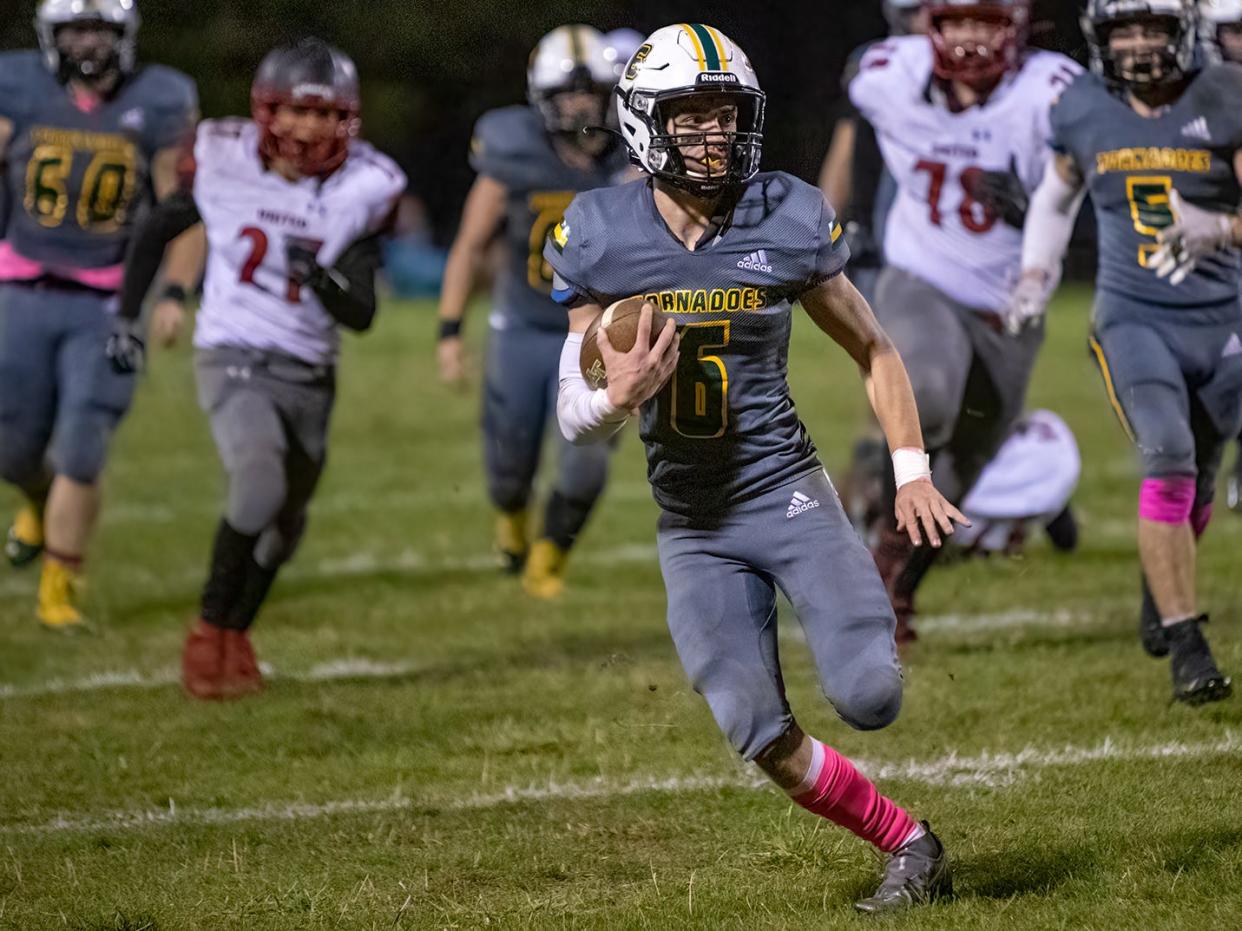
[696, 72, 739, 84]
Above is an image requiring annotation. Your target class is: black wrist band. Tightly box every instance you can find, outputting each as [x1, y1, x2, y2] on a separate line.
[161, 283, 189, 305]
[438, 319, 463, 340]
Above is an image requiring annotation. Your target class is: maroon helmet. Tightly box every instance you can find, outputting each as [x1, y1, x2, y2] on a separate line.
[250, 37, 361, 177]
[925, 0, 1030, 90]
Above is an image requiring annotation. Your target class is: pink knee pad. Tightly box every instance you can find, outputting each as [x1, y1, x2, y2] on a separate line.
[1138, 476, 1196, 524]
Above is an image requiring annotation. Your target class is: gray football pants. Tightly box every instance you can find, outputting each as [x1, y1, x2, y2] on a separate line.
[1090, 293, 1242, 496]
[0, 282, 136, 491]
[873, 265, 1043, 506]
[482, 320, 611, 521]
[657, 469, 903, 761]
[195, 347, 334, 569]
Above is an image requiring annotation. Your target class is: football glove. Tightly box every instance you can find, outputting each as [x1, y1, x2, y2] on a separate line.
[1151, 189, 1236, 286]
[286, 239, 325, 289]
[1000, 269, 1054, 337]
[967, 157, 1028, 230]
[106, 318, 146, 374]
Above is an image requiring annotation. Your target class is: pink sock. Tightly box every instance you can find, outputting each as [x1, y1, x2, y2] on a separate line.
[789, 739, 919, 853]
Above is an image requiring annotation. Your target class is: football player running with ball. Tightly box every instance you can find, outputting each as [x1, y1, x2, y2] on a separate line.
[436, 26, 631, 598]
[1010, 0, 1242, 704]
[848, 0, 1081, 642]
[0, 0, 199, 630]
[117, 39, 405, 699]
[546, 24, 965, 912]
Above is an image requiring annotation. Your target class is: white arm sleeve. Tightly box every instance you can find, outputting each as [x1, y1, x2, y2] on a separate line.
[557, 332, 630, 445]
[1022, 163, 1086, 278]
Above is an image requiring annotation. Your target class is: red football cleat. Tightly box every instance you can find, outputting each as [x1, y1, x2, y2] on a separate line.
[182, 619, 228, 700]
[872, 528, 918, 645]
[221, 630, 264, 697]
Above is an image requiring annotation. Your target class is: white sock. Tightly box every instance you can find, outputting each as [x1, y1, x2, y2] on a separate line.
[1160, 613, 1197, 629]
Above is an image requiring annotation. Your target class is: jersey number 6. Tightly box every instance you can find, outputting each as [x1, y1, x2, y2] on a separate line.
[670, 321, 729, 439]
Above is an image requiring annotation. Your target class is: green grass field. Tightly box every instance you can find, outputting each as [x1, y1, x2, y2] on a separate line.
[2, 286, 1241, 930]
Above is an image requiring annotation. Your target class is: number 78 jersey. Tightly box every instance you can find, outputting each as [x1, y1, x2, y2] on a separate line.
[850, 36, 1079, 311]
[192, 118, 406, 365]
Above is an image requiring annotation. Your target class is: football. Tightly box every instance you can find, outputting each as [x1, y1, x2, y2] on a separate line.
[579, 296, 673, 389]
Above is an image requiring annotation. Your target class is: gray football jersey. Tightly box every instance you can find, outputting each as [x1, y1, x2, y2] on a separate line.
[0, 50, 197, 272]
[545, 172, 850, 516]
[1051, 65, 1242, 310]
[470, 105, 627, 331]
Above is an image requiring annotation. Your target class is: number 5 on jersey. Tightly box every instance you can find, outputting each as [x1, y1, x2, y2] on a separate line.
[1126, 176, 1174, 268]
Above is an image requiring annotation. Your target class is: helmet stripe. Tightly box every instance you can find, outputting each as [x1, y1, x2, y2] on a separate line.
[688, 23, 723, 70]
[704, 25, 730, 71]
[567, 25, 585, 65]
[680, 23, 708, 70]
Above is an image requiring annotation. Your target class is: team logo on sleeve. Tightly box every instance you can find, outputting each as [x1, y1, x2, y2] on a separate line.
[551, 220, 570, 252]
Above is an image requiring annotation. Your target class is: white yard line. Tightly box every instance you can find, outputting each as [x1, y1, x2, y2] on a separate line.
[2, 733, 1236, 837]
[0, 602, 1103, 702]
[0, 658, 420, 700]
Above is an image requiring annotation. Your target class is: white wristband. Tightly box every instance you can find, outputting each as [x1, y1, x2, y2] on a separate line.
[893, 447, 931, 490]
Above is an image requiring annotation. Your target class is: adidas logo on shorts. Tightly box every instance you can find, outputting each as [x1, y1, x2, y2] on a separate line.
[786, 490, 820, 519]
[737, 250, 774, 273]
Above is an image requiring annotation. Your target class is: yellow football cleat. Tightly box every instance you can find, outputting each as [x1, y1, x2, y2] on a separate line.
[5, 504, 45, 568]
[495, 509, 529, 574]
[522, 539, 568, 599]
[37, 558, 90, 632]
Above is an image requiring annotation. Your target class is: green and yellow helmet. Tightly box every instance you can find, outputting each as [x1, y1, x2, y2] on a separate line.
[615, 23, 765, 197]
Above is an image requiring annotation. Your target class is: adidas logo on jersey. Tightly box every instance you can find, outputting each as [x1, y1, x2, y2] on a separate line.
[737, 250, 774, 273]
[1180, 116, 1211, 142]
[786, 490, 820, 519]
[1223, 332, 1242, 359]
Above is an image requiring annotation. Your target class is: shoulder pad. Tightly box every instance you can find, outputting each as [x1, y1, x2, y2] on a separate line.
[131, 64, 199, 112]
[193, 117, 252, 173]
[1020, 50, 1084, 94]
[1048, 70, 1104, 132]
[469, 105, 545, 178]
[343, 140, 408, 205]
[849, 36, 929, 123]
[1193, 64, 1242, 144]
[0, 50, 49, 120]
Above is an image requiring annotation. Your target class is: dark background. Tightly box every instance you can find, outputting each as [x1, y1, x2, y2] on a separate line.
[1, 1, 1089, 243]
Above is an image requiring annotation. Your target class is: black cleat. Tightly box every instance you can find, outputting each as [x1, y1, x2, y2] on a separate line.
[855, 822, 952, 914]
[1139, 575, 1169, 658]
[1168, 615, 1232, 705]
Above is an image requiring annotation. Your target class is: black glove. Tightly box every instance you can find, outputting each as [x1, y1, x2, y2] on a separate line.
[967, 157, 1029, 230]
[106, 318, 145, 374]
[286, 239, 326, 290]
[842, 219, 882, 270]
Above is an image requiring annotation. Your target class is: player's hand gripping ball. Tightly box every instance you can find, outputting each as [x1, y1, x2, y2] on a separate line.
[580, 298, 680, 411]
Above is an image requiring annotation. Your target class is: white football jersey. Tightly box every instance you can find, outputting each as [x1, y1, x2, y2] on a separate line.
[850, 37, 1080, 310]
[961, 409, 1081, 525]
[192, 119, 406, 364]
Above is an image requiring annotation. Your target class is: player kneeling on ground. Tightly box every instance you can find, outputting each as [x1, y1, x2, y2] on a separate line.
[1009, 0, 1241, 704]
[547, 24, 966, 912]
[116, 38, 405, 700]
